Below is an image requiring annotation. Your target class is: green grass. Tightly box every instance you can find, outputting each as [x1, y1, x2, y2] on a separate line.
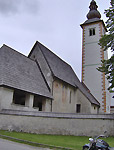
[0, 130, 114, 150]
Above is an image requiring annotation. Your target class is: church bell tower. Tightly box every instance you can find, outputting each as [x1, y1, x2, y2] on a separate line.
[80, 0, 111, 113]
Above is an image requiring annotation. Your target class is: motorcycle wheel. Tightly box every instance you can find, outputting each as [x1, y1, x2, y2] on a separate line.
[83, 146, 89, 150]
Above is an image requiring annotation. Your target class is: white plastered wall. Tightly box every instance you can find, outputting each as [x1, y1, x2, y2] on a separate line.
[0, 87, 14, 110]
[82, 22, 111, 113]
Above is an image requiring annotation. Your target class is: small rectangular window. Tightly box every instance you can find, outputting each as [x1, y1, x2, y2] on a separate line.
[76, 104, 81, 113]
[69, 91, 72, 103]
[89, 28, 95, 36]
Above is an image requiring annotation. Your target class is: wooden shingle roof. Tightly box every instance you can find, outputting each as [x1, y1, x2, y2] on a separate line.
[29, 41, 100, 106]
[0, 44, 52, 99]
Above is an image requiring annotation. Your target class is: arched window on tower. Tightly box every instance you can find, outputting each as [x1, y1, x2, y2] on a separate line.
[89, 28, 95, 36]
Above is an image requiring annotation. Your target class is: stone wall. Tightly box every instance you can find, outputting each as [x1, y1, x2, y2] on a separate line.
[0, 110, 113, 137]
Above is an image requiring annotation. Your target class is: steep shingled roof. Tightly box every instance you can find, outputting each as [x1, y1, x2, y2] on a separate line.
[29, 41, 100, 106]
[0, 45, 52, 99]
[38, 42, 79, 88]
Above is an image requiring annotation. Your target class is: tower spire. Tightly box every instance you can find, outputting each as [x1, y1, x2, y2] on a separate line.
[87, 0, 101, 19]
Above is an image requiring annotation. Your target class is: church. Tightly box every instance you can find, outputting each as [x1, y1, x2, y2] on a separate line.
[0, 0, 111, 114]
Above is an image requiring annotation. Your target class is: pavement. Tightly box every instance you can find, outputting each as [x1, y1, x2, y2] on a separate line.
[0, 138, 51, 150]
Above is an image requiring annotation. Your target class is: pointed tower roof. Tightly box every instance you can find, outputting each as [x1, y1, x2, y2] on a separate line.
[80, 0, 107, 31]
[87, 0, 101, 19]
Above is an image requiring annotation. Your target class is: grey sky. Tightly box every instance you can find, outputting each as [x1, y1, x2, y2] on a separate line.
[0, 0, 110, 79]
[0, 0, 39, 15]
[0, 0, 113, 105]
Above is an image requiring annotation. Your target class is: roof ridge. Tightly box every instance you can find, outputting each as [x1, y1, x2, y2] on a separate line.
[37, 41, 81, 87]
[36, 41, 81, 86]
[1, 44, 35, 63]
[36, 41, 74, 68]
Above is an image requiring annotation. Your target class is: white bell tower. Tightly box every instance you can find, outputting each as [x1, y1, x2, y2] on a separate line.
[80, 0, 111, 113]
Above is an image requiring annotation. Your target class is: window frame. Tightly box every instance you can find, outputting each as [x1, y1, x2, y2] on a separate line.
[89, 28, 95, 36]
[76, 104, 81, 113]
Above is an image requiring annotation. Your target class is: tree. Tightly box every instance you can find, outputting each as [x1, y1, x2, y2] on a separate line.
[97, 0, 114, 92]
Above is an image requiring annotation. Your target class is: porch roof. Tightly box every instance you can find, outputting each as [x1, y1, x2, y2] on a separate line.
[0, 45, 52, 99]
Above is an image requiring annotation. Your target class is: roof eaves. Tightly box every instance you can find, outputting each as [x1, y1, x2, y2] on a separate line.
[78, 84, 100, 106]
[53, 76, 77, 89]
[80, 19, 107, 32]
[0, 84, 53, 100]
[1, 44, 53, 99]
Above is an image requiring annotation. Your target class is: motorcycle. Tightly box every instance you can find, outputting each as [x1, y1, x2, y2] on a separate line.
[83, 135, 114, 150]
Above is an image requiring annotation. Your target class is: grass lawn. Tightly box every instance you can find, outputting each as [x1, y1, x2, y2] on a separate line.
[0, 130, 114, 150]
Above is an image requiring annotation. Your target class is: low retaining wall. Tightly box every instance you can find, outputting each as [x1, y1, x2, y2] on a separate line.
[0, 109, 114, 136]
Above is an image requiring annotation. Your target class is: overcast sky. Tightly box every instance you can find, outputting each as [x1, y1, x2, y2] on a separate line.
[0, 0, 110, 80]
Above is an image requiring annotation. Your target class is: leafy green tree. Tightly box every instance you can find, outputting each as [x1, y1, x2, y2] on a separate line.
[98, 0, 114, 92]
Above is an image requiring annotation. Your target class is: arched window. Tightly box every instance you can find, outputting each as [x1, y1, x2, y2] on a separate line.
[89, 28, 95, 36]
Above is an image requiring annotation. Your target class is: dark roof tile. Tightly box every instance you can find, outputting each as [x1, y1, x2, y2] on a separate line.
[0, 44, 52, 99]
[29, 41, 100, 106]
